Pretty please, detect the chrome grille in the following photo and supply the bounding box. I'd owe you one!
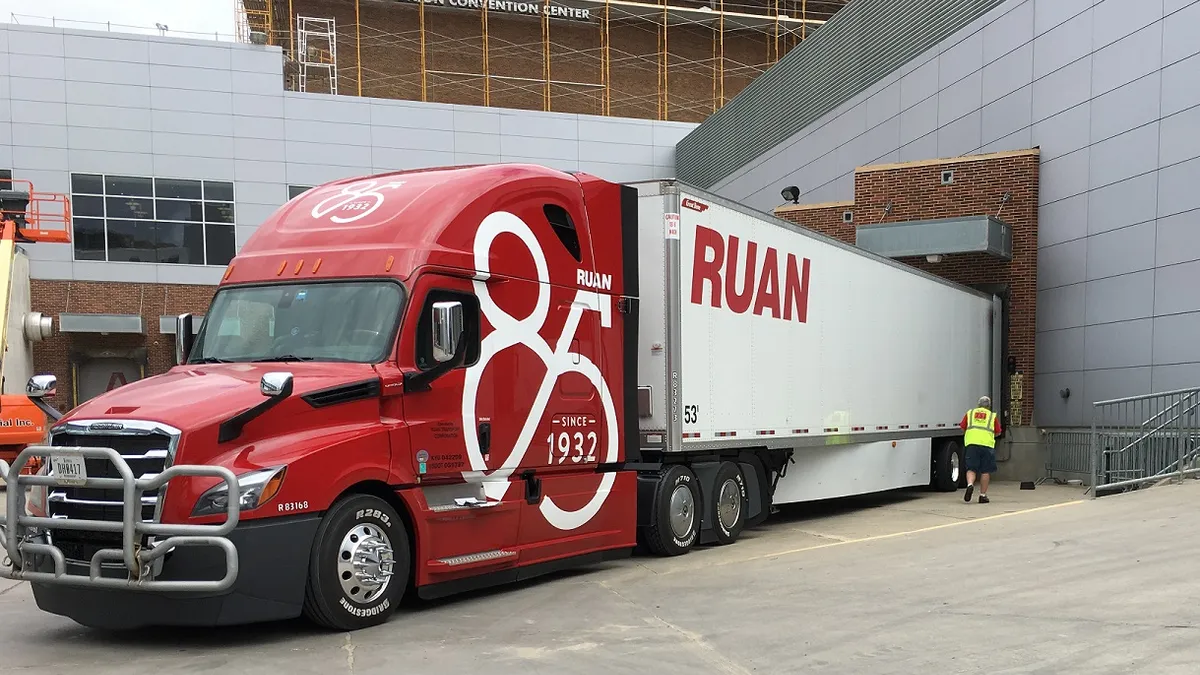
[44,420,180,565]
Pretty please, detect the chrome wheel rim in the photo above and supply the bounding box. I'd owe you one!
[669,484,695,540]
[950,451,960,483]
[337,523,395,604]
[717,478,742,531]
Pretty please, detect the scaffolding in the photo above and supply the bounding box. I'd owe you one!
[236,0,849,122]
[297,16,340,94]
[236,0,277,44]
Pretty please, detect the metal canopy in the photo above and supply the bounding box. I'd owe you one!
[58,313,144,334]
[855,215,1013,261]
[158,315,204,335]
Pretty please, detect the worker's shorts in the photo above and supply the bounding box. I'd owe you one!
[965,444,997,474]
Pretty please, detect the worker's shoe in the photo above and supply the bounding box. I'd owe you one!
[963,484,974,502]
[978,495,990,504]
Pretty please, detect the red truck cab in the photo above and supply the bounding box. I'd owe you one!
[14,164,643,630]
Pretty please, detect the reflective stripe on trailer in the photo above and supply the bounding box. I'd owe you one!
[679,424,956,441]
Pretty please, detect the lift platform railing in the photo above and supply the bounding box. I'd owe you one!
[1090,387,1200,498]
[0,445,241,591]
[0,178,72,244]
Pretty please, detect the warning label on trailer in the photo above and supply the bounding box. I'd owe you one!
[665,212,680,240]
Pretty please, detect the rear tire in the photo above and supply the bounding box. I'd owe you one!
[644,465,701,556]
[932,440,964,492]
[707,461,748,546]
[303,493,409,631]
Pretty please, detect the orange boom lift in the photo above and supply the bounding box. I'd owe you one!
[0,180,71,475]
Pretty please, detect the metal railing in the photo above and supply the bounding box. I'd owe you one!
[1089,388,1200,498]
[1042,429,1094,485]
[8,13,237,42]
[0,445,241,591]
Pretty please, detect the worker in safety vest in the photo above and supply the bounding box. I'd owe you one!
[960,396,1001,504]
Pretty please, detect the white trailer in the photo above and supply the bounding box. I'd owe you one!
[628,180,999,551]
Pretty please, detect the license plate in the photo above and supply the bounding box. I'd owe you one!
[50,455,88,486]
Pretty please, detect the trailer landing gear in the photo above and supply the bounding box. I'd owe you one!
[304,493,409,631]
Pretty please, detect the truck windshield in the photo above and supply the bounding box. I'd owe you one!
[188,280,405,364]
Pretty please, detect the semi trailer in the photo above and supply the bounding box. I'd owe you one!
[0,164,999,631]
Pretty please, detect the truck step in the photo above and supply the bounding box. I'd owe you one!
[428,497,500,512]
[429,549,517,570]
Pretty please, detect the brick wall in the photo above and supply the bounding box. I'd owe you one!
[289,0,797,122]
[778,200,853,242]
[29,280,215,411]
[776,149,1040,428]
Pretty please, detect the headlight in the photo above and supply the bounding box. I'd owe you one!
[191,466,287,517]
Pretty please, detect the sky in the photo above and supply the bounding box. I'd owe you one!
[0,0,237,41]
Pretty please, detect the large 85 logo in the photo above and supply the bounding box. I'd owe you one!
[310,179,408,224]
[460,210,619,532]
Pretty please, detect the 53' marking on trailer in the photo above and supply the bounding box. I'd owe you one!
[683,405,699,425]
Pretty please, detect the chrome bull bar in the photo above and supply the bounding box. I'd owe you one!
[0,445,240,592]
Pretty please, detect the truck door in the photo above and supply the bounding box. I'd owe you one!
[470,190,631,568]
[397,272,522,577]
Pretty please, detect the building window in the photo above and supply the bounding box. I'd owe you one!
[288,185,314,200]
[70,174,236,266]
[0,169,12,190]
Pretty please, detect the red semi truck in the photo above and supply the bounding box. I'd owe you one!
[0,164,997,631]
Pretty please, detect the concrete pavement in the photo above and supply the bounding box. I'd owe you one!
[2,480,1198,674]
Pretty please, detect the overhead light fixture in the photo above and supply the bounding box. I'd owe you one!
[780,185,800,204]
[926,254,943,263]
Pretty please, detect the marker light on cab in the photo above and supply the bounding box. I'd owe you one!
[192,465,287,517]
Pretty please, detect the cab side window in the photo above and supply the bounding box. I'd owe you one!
[544,203,581,262]
[415,289,482,371]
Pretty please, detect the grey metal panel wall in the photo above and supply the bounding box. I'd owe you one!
[690,0,1200,427]
[0,22,693,286]
[675,0,1004,188]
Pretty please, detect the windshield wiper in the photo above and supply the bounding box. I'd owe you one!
[192,356,233,364]
[253,354,317,362]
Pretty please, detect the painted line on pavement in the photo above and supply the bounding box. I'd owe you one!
[676,499,1086,573]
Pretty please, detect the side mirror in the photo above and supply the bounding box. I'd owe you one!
[175,313,195,365]
[26,375,56,399]
[218,371,294,444]
[260,372,294,398]
[404,301,469,394]
[27,375,63,422]
[431,301,464,364]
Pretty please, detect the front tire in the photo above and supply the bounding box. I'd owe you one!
[303,493,410,631]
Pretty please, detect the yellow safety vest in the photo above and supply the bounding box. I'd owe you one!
[963,407,996,448]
